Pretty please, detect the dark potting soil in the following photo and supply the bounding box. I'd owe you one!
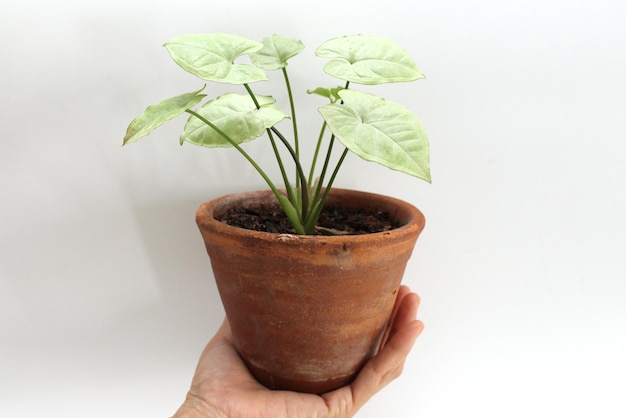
[217,203,401,235]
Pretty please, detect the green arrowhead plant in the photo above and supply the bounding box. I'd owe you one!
[123,33,430,235]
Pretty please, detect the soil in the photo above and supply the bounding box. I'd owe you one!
[217,202,401,235]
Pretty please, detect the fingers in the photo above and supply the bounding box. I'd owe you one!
[214,317,232,340]
[194,318,233,372]
[349,289,423,412]
[351,319,423,410]
[202,317,233,350]
[390,292,420,341]
[378,285,414,351]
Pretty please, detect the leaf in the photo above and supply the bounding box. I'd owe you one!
[250,34,305,70]
[181,93,288,147]
[306,86,345,103]
[123,86,206,145]
[316,35,425,85]
[164,34,268,84]
[318,90,431,182]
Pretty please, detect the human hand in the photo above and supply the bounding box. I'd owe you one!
[173,285,424,418]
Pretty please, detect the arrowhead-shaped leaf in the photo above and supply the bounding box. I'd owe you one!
[316,35,425,85]
[181,93,288,147]
[123,86,206,145]
[307,86,345,103]
[318,90,431,182]
[164,34,268,84]
[250,34,305,70]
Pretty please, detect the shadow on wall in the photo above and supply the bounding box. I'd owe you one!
[127,195,226,334]
[2,194,229,397]
[112,196,224,356]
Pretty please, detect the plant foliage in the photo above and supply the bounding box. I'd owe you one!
[123,34,430,235]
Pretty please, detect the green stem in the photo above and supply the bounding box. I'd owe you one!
[321,148,349,202]
[243,83,261,108]
[184,109,274,191]
[282,67,302,215]
[267,128,298,209]
[243,84,297,208]
[308,121,327,184]
[282,67,299,159]
[310,81,351,209]
[270,126,309,221]
[243,84,309,221]
[303,148,349,234]
[312,133,336,207]
[185,109,305,234]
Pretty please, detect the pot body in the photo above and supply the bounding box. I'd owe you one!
[196,188,425,393]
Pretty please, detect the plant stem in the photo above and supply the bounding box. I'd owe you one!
[309,81,351,209]
[282,66,308,218]
[270,126,309,221]
[308,121,327,185]
[185,108,305,234]
[303,147,349,234]
[312,133,336,206]
[282,67,301,206]
[321,147,349,202]
[243,84,309,222]
[184,109,274,191]
[243,84,297,207]
[267,128,298,209]
[243,83,261,108]
[282,67,299,159]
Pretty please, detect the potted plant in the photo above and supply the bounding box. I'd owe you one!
[123,33,430,394]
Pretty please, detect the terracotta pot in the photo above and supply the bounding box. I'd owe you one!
[195,188,425,394]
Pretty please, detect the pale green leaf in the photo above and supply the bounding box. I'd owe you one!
[318,90,430,181]
[250,34,305,70]
[316,35,425,85]
[123,86,206,145]
[164,34,268,84]
[181,93,288,147]
[306,86,345,103]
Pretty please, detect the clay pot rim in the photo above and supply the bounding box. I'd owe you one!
[196,188,425,243]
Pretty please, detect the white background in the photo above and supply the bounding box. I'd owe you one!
[1,0,625,417]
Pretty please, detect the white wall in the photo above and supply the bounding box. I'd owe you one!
[2,0,625,417]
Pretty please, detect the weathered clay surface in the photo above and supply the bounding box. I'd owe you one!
[196,188,426,394]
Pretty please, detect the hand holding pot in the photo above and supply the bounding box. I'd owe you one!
[172,285,424,418]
